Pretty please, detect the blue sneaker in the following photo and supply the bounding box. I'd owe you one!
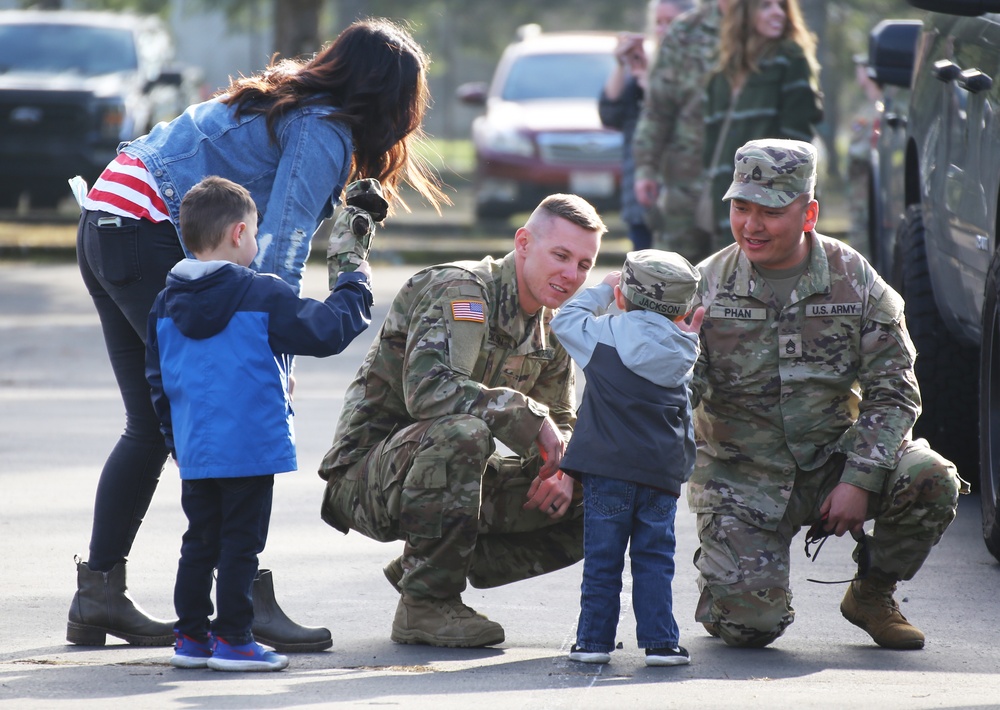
[170,631,213,669]
[207,636,289,672]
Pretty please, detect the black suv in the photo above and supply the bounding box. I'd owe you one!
[868,0,1000,560]
[0,10,198,209]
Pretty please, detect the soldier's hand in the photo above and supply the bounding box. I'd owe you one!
[819,482,868,537]
[327,179,389,288]
[635,177,659,208]
[535,417,566,479]
[524,471,573,519]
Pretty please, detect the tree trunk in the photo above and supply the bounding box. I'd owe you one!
[273,0,323,59]
[337,0,369,28]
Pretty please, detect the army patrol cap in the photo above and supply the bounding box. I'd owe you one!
[723,138,817,208]
[619,249,700,317]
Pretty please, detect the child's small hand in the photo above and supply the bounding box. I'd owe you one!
[355,260,372,280]
[602,270,621,288]
[676,306,705,333]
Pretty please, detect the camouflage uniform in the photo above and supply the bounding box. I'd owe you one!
[319,253,582,599]
[690,140,966,647]
[632,0,721,262]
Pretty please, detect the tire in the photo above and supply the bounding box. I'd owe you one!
[978,250,1000,561]
[897,204,980,484]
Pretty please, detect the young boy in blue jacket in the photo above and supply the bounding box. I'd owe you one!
[146,176,374,671]
[550,249,704,668]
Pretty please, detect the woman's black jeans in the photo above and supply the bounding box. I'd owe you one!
[76,209,185,571]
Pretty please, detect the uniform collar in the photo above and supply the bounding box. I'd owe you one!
[734,231,832,302]
[497,252,550,354]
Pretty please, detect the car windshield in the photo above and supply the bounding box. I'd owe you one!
[501,52,616,101]
[0,23,137,76]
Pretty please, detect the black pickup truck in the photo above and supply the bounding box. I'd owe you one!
[867,0,1000,561]
[0,9,198,209]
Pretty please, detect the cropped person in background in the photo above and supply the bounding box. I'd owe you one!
[70,17,444,653]
[632,0,726,264]
[701,0,822,242]
[599,0,694,251]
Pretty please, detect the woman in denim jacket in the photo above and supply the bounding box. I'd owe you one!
[70,17,445,653]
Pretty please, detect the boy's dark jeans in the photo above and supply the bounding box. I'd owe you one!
[575,473,680,653]
[175,475,274,645]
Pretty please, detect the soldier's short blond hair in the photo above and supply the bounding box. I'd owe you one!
[533,194,608,237]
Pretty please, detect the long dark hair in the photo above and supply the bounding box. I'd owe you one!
[221,17,445,214]
[718,0,818,85]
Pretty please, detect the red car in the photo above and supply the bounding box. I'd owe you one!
[458,27,623,221]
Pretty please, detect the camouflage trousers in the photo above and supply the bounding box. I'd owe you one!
[693,439,963,648]
[648,183,721,264]
[320,414,583,599]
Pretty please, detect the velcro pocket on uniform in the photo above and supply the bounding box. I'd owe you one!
[869,278,904,326]
[693,515,743,587]
[445,285,486,375]
[398,452,448,539]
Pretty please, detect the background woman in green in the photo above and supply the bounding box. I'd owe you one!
[702,0,822,243]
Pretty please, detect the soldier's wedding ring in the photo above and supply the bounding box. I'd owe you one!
[550,503,559,512]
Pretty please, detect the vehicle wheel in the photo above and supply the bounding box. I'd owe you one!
[897,204,980,484]
[978,249,1000,561]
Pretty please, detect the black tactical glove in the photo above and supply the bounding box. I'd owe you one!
[345,177,388,222]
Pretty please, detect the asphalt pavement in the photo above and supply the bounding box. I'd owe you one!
[1,256,998,709]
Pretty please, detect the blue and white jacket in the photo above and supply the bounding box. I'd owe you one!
[551,283,699,494]
[146,259,371,480]
[123,98,353,292]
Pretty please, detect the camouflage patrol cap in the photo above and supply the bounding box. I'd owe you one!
[619,249,700,317]
[722,139,817,208]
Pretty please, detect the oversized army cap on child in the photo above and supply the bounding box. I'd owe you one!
[618,249,699,318]
[722,138,817,207]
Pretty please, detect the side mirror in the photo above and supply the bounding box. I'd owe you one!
[868,20,922,88]
[456,81,488,106]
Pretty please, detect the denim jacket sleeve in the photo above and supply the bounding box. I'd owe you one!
[252,111,352,293]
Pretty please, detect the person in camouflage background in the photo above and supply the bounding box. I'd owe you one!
[318,194,606,648]
[690,138,967,651]
[632,0,724,263]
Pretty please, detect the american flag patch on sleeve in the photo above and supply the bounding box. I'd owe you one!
[451,300,485,323]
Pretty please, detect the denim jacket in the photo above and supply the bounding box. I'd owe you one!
[121,97,353,292]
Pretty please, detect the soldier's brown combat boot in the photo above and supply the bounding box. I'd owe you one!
[840,577,925,649]
[383,556,403,593]
[391,594,505,648]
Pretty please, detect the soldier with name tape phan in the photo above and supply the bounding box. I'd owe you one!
[319,194,606,648]
[689,138,967,650]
